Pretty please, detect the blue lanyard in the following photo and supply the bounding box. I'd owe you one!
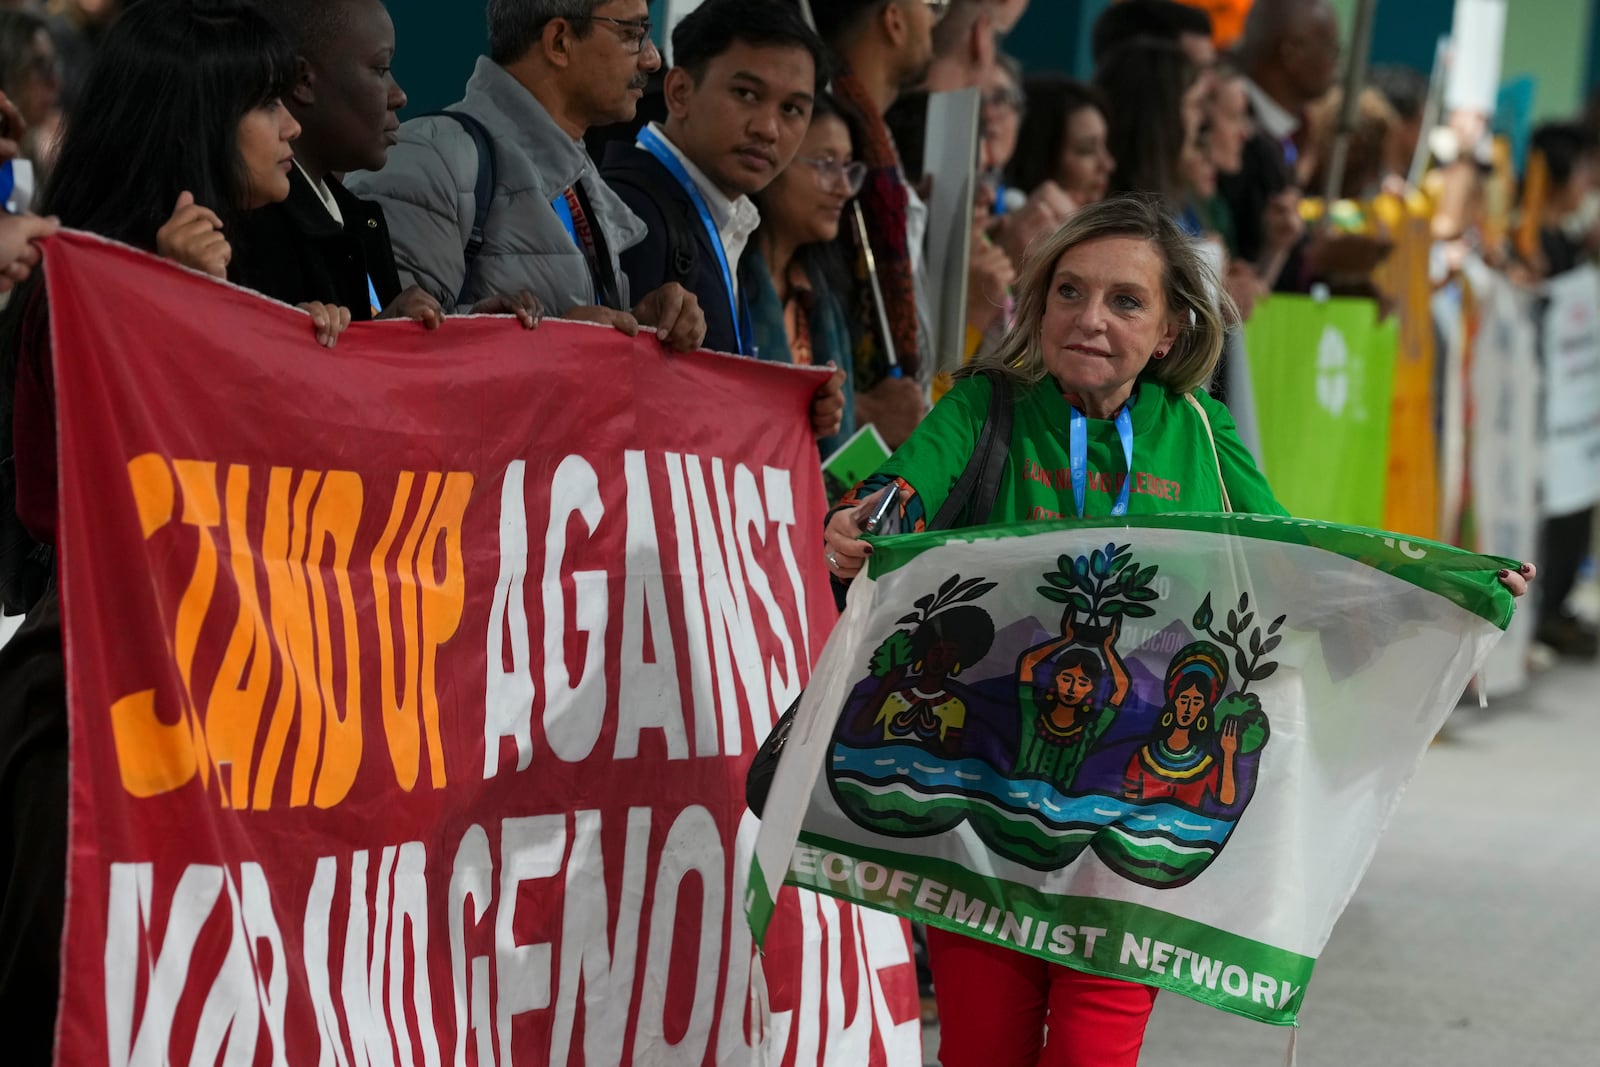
[1281,137,1299,170]
[366,275,382,317]
[553,193,579,247]
[637,126,754,355]
[1068,404,1135,518]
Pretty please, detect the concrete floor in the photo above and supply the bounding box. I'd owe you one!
[926,655,1600,1067]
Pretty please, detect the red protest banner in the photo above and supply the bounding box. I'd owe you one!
[43,232,920,1065]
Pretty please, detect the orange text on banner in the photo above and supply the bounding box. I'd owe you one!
[107,456,473,809]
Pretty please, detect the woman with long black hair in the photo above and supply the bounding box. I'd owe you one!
[747,93,862,457]
[0,3,338,1059]
[36,0,346,332]
[1093,38,1205,228]
[5,0,351,594]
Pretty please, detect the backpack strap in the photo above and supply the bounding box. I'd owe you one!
[669,219,698,284]
[604,167,699,288]
[931,369,1014,530]
[421,110,496,307]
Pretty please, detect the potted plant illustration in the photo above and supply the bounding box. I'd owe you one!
[1189,591,1277,757]
[1036,542,1160,647]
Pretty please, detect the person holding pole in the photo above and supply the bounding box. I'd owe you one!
[809,0,943,447]
[746,93,865,453]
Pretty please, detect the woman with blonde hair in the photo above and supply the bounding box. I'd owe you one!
[827,195,1282,549]
[822,194,1534,1065]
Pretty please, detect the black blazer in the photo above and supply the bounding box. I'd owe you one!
[601,142,742,355]
[232,168,404,320]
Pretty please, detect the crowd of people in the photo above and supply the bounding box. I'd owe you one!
[0,0,1586,1064]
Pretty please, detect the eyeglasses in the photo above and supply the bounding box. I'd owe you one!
[922,0,952,17]
[578,14,657,55]
[798,157,868,195]
[983,88,1025,113]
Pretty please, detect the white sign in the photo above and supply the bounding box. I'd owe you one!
[924,88,982,382]
[0,613,20,652]
[1446,0,1507,116]
[1465,260,1541,696]
[1541,265,1600,515]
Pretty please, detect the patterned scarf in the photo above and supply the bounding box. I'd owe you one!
[832,69,921,385]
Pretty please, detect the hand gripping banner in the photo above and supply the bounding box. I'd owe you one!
[751,516,1516,1025]
[44,232,921,1066]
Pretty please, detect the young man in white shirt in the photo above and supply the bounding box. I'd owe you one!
[603,0,821,357]
[601,0,844,437]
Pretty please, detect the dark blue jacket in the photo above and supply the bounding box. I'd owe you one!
[601,142,744,355]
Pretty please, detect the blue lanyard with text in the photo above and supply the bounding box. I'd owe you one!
[1069,404,1135,518]
[637,126,754,355]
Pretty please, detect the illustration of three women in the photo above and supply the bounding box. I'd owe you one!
[1018,613,1242,810]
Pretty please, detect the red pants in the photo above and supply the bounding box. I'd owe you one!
[926,926,1157,1067]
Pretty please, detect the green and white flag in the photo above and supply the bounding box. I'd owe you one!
[1246,295,1398,528]
[749,515,1515,1025]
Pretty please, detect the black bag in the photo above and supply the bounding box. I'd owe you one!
[0,285,53,616]
[744,370,1014,817]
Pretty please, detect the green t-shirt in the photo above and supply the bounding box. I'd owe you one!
[879,376,1288,522]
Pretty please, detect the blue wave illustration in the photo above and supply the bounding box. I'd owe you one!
[831,742,1240,848]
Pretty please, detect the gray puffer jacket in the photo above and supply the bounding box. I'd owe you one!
[347,57,647,313]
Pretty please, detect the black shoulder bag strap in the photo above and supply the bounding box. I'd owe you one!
[420,110,496,307]
[931,369,1015,529]
[745,370,1017,817]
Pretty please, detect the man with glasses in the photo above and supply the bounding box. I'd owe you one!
[1220,0,1343,290]
[601,0,824,359]
[349,0,706,350]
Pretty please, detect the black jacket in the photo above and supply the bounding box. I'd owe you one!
[0,584,66,1067]
[232,168,404,320]
[602,142,743,355]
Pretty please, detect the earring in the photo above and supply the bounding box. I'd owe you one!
[1195,716,1208,732]
[1160,712,1174,728]
[1153,349,1168,360]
